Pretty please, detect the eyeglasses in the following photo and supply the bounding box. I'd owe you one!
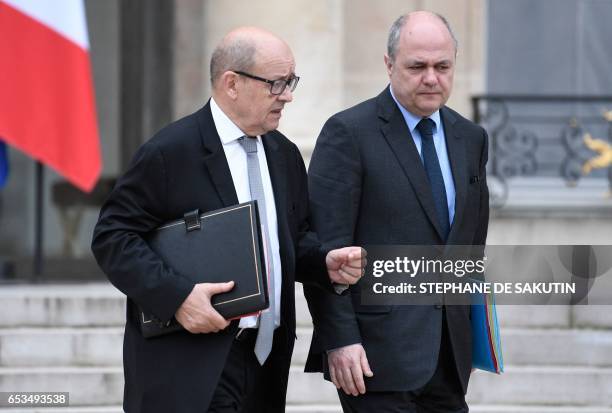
[234,71,300,95]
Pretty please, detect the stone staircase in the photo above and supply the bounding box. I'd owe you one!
[1,283,612,412]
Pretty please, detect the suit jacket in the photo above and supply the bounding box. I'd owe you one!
[92,101,331,413]
[304,87,489,393]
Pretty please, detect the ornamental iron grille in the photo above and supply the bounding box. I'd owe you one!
[471,96,612,208]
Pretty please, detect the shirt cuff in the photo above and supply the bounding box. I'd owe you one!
[333,283,349,295]
[326,343,361,354]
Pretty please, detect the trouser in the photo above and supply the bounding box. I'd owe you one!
[208,327,290,413]
[338,310,468,413]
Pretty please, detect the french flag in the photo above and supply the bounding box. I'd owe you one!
[0,0,101,192]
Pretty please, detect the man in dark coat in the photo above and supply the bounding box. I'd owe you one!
[304,11,489,413]
[92,26,365,413]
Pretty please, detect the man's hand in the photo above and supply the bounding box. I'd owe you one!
[326,247,367,285]
[175,281,234,334]
[328,343,373,396]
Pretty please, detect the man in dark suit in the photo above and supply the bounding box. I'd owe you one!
[304,11,489,412]
[92,27,365,413]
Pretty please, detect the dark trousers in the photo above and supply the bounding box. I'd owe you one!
[338,310,468,413]
[208,327,290,413]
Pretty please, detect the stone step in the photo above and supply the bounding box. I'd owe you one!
[4,325,612,368]
[573,306,612,329]
[295,284,313,326]
[287,366,612,406]
[0,284,125,328]
[496,305,570,328]
[293,327,612,367]
[0,367,123,406]
[469,366,612,406]
[1,362,612,410]
[296,285,612,329]
[498,327,612,367]
[1,283,611,330]
[6,365,612,406]
[0,328,123,367]
[2,406,612,413]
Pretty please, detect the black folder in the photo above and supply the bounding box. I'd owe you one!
[139,201,269,338]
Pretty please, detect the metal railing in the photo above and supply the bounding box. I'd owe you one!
[471,95,612,208]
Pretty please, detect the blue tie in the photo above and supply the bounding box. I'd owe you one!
[416,118,450,241]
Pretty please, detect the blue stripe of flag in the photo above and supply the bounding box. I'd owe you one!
[0,141,9,189]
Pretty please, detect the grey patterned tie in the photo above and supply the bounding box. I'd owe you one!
[238,136,275,365]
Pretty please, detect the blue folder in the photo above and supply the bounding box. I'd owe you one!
[471,290,504,374]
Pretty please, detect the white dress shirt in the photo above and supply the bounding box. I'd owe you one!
[210,97,282,328]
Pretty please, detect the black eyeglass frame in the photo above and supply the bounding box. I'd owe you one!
[234,70,300,95]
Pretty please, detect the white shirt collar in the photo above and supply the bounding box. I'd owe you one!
[389,86,441,135]
[210,97,260,144]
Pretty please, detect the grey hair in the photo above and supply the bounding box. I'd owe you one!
[387,12,458,62]
[210,38,257,85]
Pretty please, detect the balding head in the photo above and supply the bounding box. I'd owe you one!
[383,11,457,117]
[210,27,296,137]
[387,11,457,63]
[210,27,292,88]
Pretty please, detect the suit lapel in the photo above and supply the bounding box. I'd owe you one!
[197,102,239,207]
[441,107,467,243]
[378,89,446,240]
[262,133,292,293]
[262,133,288,229]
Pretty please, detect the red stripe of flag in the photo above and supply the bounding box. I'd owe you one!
[0,2,101,192]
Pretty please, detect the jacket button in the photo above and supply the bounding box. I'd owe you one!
[435,304,443,309]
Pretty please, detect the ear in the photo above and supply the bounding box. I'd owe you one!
[383,54,393,78]
[220,71,240,100]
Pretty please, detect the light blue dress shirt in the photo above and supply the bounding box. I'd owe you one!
[389,87,456,225]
